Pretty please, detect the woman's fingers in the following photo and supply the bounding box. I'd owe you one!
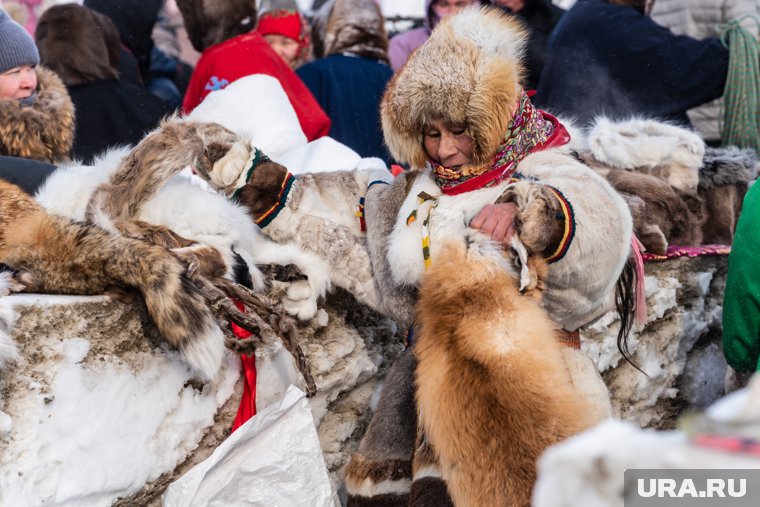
[470,203,519,248]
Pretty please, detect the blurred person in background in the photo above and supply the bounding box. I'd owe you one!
[36,4,171,163]
[297,0,393,161]
[490,0,564,90]
[534,0,730,126]
[83,0,163,88]
[258,0,311,69]
[0,8,74,164]
[177,0,330,141]
[388,0,480,71]
[650,0,760,144]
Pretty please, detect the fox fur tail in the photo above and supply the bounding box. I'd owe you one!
[0,180,224,379]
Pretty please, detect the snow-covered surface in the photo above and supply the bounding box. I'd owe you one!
[163,386,337,507]
[0,294,240,506]
[581,257,728,428]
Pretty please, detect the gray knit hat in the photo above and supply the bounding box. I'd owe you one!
[0,8,40,74]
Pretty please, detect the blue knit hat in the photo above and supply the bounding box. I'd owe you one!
[0,8,40,74]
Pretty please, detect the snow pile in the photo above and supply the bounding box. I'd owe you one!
[0,295,239,506]
[581,256,729,428]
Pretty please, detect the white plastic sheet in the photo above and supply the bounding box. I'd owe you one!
[163,385,337,507]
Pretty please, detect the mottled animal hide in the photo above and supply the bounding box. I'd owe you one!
[85,119,252,280]
[605,169,702,255]
[0,179,225,379]
[415,235,597,506]
[211,156,393,311]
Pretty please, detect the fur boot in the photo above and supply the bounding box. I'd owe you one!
[414,235,597,506]
[585,117,705,193]
[0,179,225,380]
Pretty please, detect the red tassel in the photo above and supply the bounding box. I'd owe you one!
[231,300,257,432]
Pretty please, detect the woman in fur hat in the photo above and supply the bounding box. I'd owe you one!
[0,8,74,164]
[345,6,634,505]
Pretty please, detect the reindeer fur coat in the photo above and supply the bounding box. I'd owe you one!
[345,8,631,506]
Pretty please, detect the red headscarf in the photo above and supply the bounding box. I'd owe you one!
[257,9,310,61]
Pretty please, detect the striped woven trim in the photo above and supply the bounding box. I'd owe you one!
[558,329,581,349]
[255,171,295,228]
[544,185,575,264]
[232,148,270,199]
[356,179,390,231]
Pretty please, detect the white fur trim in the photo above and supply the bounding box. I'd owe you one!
[346,477,413,497]
[187,75,307,160]
[587,117,705,192]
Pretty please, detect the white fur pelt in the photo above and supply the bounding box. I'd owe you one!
[35,149,263,289]
[260,165,393,312]
[0,274,19,370]
[585,117,705,193]
[34,150,333,320]
[382,151,632,332]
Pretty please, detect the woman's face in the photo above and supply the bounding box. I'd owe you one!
[423,119,474,168]
[264,34,301,69]
[0,65,37,100]
[432,0,479,19]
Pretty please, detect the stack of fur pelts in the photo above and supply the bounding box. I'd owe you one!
[577,118,758,254]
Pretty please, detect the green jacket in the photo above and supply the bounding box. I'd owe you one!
[723,182,760,372]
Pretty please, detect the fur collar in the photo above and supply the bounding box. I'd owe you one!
[381,7,527,168]
[387,170,508,286]
[0,66,75,164]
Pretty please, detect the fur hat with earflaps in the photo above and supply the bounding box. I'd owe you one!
[381,6,528,169]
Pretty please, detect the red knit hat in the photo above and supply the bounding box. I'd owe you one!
[257,8,310,56]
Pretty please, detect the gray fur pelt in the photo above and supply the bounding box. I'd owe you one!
[364,171,420,328]
[699,146,759,189]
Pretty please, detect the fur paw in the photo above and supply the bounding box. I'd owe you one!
[281,280,319,320]
[0,271,35,295]
[500,181,565,256]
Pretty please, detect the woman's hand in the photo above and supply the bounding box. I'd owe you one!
[470,202,519,248]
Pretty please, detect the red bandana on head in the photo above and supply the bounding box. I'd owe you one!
[430,90,571,195]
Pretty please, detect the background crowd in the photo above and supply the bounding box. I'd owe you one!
[0,0,759,369]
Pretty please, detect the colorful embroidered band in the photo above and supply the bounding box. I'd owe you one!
[544,185,575,264]
[356,179,390,232]
[254,171,296,228]
[406,191,438,270]
[232,148,270,199]
[430,90,571,196]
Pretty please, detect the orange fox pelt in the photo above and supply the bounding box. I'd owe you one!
[414,237,597,506]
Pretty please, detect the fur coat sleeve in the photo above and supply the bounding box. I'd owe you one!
[515,150,633,331]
